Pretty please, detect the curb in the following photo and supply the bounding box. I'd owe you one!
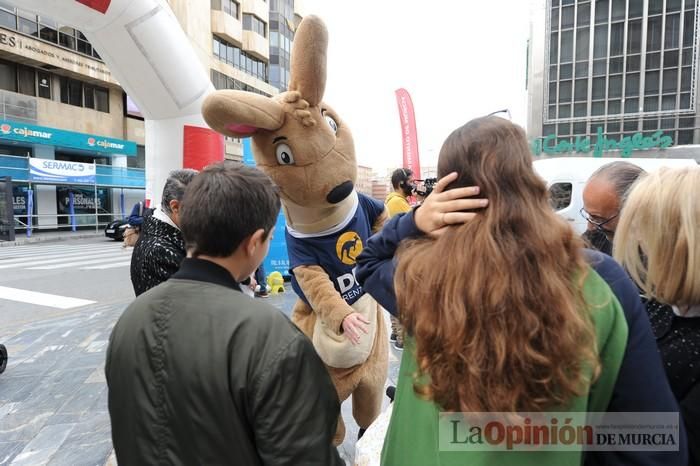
[0,232,105,247]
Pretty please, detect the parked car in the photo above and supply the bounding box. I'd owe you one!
[105,219,129,241]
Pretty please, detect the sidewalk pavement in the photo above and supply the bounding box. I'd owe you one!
[0,231,107,247]
[0,287,398,465]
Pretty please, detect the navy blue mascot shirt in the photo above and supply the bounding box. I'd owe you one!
[286,193,385,306]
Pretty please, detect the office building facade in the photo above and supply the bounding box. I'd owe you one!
[0,0,304,230]
[527,0,700,158]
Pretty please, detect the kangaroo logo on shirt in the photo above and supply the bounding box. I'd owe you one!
[336,232,363,265]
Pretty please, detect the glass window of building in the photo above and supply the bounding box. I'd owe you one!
[38,16,58,43]
[665,14,681,49]
[595,0,609,23]
[60,77,83,107]
[578,2,591,26]
[593,24,608,58]
[647,16,662,51]
[0,59,16,92]
[611,0,625,21]
[17,65,35,96]
[649,0,663,15]
[243,14,266,37]
[549,183,573,211]
[37,72,51,99]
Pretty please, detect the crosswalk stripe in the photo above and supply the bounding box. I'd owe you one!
[0,249,130,266]
[81,261,132,270]
[28,254,134,270]
[0,285,95,309]
[0,251,131,269]
[0,244,123,259]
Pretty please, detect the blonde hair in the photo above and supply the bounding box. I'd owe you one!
[613,166,700,307]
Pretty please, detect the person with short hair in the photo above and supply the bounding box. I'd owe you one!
[130,168,198,296]
[385,168,415,350]
[581,161,645,255]
[385,168,414,218]
[614,166,700,466]
[107,162,342,465]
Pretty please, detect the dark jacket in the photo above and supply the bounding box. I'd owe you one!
[355,210,688,466]
[130,214,185,296]
[106,258,343,466]
[645,299,700,466]
[127,201,147,227]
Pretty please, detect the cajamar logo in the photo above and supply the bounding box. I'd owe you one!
[336,232,363,266]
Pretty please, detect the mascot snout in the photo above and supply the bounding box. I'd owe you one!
[326,180,354,204]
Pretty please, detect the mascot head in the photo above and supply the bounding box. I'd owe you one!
[202,16,357,221]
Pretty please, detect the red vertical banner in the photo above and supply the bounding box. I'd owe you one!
[75,0,112,14]
[394,88,421,179]
[183,125,224,171]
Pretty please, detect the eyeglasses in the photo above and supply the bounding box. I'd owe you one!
[579,207,618,233]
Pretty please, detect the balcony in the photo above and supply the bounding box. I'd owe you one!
[242,30,269,61]
[211,10,243,47]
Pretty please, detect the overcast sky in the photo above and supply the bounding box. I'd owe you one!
[302,0,532,173]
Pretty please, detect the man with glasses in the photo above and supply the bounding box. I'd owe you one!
[581,161,645,255]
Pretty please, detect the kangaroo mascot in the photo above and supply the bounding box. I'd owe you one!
[202,15,388,445]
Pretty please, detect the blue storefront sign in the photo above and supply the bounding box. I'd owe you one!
[242,139,290,277]
[29,158,96,184]
[0,119,137,156]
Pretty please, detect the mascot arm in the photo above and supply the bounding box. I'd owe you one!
[293,265,354,334]
[371,208,389,234]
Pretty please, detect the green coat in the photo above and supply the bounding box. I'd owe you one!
[106,258,343,466]
[382,268,629,466]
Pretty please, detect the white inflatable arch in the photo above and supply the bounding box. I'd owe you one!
[4,0,221,205]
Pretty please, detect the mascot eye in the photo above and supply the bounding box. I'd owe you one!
[275,143,295,165]
[324,114,338,133]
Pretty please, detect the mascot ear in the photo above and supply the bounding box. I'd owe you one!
[202,90,284,138]
[288,15,328,106]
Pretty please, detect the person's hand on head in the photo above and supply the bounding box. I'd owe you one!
[414,172,488,237]
[342,312,369,345]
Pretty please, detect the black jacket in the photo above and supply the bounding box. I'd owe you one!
[130,214,185,296]
[106,258,343,465]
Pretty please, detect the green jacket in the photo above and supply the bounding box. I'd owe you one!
[382,268,629,466]
[106,258,343,466]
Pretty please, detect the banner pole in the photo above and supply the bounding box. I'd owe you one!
[94,161,98,233]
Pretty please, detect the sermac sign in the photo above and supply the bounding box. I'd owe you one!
[29,159,96,184]
[532,127,673,157]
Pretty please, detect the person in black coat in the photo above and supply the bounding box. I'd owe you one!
[614,167,700,466]
[130,169,197,296]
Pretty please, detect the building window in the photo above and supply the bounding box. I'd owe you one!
[0,59,16,92]
[17,9,38,37]
[243,14,266,37]
[17,65,35,96]
[213,36,268,81]
[210,69,270,96]
[37,72,51,99]
[223,0,239,18]
[60,77,83,107]
[94,86,109,112]
[0,4,101,60]
[38,16,58,43]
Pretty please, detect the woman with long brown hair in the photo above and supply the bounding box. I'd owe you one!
[356,116,685,466]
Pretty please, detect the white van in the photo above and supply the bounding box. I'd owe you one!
[533,157,698,235]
